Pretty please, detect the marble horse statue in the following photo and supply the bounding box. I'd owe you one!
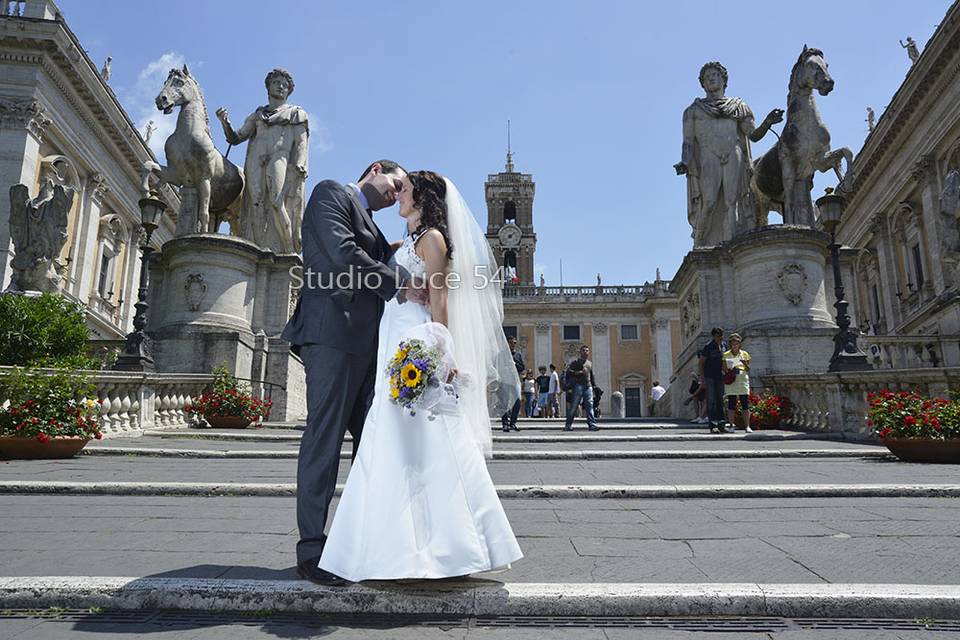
[752,46,854,227]
[141,65,242,234]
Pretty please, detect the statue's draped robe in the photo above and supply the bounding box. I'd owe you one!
[8,182,71,292]
[237,103,309,253]
[681,96,755,247]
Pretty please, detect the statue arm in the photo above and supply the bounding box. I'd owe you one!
[218,109,255,145]
[290,122,308,179]
[747,108,784,142]
[675,107,695,175]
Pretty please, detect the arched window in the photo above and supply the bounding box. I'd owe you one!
[503,250,518,279]
[503,201,517,223]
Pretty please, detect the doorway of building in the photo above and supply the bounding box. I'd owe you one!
[624,387,642,417]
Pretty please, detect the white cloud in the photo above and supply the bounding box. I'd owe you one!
[305,110,334,154]
[121,52,187,162]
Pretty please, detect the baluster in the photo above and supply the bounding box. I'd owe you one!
[118,391,133,434]
[98,387,113,435]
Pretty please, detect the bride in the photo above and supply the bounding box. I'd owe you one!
[319,170,523,581]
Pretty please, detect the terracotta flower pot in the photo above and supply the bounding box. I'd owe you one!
[0,436,90,460]
[882,438,960,464]
[204,415,252,429]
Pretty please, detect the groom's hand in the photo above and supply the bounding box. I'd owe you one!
[400,275,430,307]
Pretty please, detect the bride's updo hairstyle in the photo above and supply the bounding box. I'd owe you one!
[409,170,454,260]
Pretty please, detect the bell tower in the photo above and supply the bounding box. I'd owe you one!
[485,122,536,285]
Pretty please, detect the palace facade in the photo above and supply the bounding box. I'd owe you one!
[0,0,179,339]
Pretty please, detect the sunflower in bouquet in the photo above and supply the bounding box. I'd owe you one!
[386,339,443,413]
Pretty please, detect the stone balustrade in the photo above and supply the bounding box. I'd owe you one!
[0,367,214,438]
[862,334,960,369]
[503,282,671,302]
[760,367,960,440]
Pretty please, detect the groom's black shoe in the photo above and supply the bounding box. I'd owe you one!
[297,559,347,587]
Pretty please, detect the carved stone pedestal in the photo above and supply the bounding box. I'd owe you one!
[668,226,837,418]
[147,234,305,421]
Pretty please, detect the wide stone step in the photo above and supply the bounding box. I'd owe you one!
[2,577,958,619]
[84,445,889,461]
[143,428,849,444]
[4,455,944,488]
[3,480,960,499]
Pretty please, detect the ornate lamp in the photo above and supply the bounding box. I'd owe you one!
[816,189,869,372]
[114,197,166,372]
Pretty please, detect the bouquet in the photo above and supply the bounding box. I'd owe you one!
[386,323,461,417]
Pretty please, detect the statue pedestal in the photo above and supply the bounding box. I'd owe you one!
[669,226,837,417]
[147,234,305,421]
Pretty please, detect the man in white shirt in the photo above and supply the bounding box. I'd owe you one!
[547,363,560,418]
[650,381,666,415]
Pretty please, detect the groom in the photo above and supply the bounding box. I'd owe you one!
[282,159,423,586]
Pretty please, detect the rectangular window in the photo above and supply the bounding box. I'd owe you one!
[502,326,518,340]
[562,325,580,341]
[97,253,114,298]
[620,324,638,341]
[912,244,925,290]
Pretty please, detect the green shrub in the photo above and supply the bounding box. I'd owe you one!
[0,367,103,441]
[0,293,94,368]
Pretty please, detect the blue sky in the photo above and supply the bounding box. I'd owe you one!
[64,1,946,285]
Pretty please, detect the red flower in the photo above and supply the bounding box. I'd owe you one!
[904,415,917,427]
[37,433,50,444]
[95,432,103,440]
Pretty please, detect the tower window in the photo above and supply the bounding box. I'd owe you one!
[503,250,518,281]
[620,324,638,341]
[503,201,517,223]
[562,325,580,341]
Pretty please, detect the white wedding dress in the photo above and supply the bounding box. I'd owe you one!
[318,231,523,581]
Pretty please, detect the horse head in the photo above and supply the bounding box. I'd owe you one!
[155,64,201,115]
[791,46,834,97]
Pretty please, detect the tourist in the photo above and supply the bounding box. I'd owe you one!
[522,370,537,418]
[683,370,707,424]
[650,380,666,415]
[563,345,599,431]
[536,366,552,418]
[548,364,560,418]
[698,327,728,433]
[722,333,753,433]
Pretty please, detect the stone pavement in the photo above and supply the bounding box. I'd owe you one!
[1,418,959,639]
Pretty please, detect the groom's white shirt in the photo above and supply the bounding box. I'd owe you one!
[347,183,369,211]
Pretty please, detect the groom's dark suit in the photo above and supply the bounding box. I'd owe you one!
[281,180,409,564]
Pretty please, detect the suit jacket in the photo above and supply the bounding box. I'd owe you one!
[282,180,409,356]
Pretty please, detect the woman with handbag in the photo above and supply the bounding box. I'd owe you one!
[721,333,752,433]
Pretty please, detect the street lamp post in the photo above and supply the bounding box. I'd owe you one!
[114,196,166,372]
[816,190,870,372]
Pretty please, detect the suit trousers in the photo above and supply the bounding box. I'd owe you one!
[296,343,377,564]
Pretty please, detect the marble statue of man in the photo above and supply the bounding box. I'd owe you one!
[900,37,920,64]
[216,68,308,253]
[674,61,783,247]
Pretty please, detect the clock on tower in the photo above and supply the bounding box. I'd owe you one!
[485,129,536,286]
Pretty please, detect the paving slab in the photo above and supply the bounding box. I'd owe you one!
[2,495,960,585]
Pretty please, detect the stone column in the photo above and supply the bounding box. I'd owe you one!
[70,173,108,302]
[913,156,946,294]
[0,97,51,290]
[654,317,673,387]
[872,216,899,330]
[590,322,611,414]
[534,322,551,370]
